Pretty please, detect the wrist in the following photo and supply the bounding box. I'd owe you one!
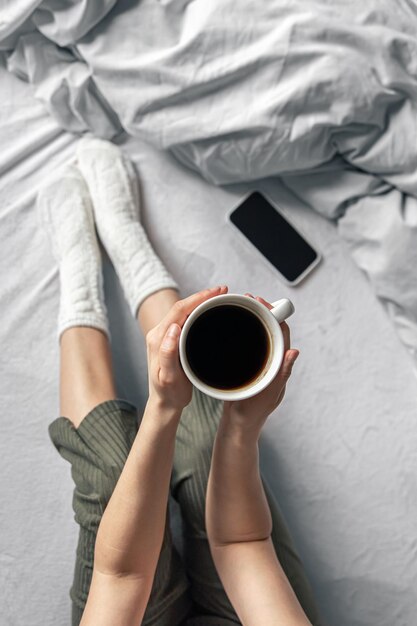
[220,403,262,442]
[145,395,183,428]
[218,408,260,446]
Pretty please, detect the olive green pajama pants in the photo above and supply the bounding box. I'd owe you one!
[49,387,321,626]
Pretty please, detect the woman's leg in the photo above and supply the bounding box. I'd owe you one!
[52,320,191,626]
[61,281,181,428]
[137,287,180,336]
[76,137,179,320]
[60,327,116,427]
[52,307,193,626]
[40,161,191,626]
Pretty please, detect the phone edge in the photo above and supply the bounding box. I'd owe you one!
[225,190,322,287]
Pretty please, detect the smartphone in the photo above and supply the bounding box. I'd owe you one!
[228,191,321,286]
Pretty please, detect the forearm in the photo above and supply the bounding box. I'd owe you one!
[93,398,181,578]
[206,407,312,626]
[206,405,272,545]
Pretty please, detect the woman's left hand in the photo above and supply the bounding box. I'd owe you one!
[222,293,299,435]
[146,285,228,413]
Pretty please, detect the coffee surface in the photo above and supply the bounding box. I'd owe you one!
[185,305,270,390]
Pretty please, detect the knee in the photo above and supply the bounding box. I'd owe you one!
[71,460,125,530]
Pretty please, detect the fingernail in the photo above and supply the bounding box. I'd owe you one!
[209,285,221,291]
[292,351,299,364]
[220,284,228,290]
[167,323,179,337]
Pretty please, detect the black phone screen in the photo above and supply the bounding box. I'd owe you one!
[229,192,318,283]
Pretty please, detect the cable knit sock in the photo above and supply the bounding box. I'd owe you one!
[37,164,110,340]
[76,137,179,318]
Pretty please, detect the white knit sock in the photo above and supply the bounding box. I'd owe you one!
[76,137,179,317]
[37,164,110,340]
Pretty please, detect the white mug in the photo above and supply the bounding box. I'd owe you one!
[179,293,295,401]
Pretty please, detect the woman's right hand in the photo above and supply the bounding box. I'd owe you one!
[222,294,299,436]
[146,285,229,414]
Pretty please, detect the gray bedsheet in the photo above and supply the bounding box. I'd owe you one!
[1,0,416,372]
[0,57,416,626]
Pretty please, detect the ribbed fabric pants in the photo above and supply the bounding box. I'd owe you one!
[49,386,322,626]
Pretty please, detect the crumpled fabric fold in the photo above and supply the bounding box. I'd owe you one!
[7,31,120,137]
[1,0,417,371]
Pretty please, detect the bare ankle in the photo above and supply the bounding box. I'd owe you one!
[137,288,180,335]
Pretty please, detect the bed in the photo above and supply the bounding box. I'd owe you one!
[1,3,416,625]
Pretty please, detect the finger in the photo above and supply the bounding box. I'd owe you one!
[250,296,290,349]
[276,349,299,385]
[255,295,273,310]
[276,386,286,406]
[254,297,290,350]
[158,285,228,338]
[158,323,182,383]
[280,321,291,351]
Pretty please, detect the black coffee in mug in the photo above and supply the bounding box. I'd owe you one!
[185,304,270,390]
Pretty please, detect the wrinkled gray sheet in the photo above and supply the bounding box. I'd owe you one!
[1,59,417,626]
[1,0,416,369]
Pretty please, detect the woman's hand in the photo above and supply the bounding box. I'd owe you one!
[222,293,299,436]
[146,285,228,413]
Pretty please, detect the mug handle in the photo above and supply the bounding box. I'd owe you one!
[270,298,295,323]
